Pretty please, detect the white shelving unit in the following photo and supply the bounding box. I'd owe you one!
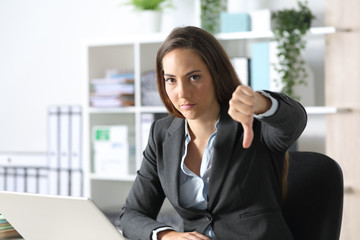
[82,27,338,211]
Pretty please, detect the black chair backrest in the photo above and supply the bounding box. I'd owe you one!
[283,151,344,240]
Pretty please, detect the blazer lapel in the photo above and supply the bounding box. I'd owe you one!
[162,117,185,207]
[208,105,240,209]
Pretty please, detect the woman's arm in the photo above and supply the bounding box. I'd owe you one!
[228,85,307,151]
[258,90,307,152]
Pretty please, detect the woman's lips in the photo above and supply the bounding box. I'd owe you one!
[180,104,196,110]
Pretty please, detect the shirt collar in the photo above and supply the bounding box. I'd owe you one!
[184,118,220,140]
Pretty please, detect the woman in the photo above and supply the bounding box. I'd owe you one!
[120,26,307,240]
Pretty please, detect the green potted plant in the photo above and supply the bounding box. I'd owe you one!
[128,0,171,11]
[271,1,315,99]
[201,0,227,34]
[127,0,172,32]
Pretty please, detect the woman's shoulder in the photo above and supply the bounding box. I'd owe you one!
[152,114,185,135]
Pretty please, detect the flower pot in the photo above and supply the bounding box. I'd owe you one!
[139,10,162,33]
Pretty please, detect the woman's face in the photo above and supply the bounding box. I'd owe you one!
[162,48,219,121]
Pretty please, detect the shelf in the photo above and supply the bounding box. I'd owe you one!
[305,106,352,115]
[84,27,336,48]
[139,106,167,113]
[216,26,336,40]
[89,107,137,114]
[83,33,168,47]
[90,174,136,182]
[89,106,167,114]
[89,106,350,115]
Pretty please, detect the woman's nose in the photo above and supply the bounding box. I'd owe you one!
[177,81,189,98]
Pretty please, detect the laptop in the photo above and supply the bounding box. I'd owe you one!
[0,191,126,240]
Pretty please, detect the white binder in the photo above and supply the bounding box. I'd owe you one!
[47,105,83,196]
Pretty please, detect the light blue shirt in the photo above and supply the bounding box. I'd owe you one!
[179,119,219,238]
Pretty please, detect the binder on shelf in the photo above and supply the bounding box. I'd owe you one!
[231,57,251,86]
[38,168,48,194]
[59,169,70,196]
[250,9,272,32]
[141,114,154,153]
[70,170,83,197]
[5,168,15,192]
[127,125,136,175]
[69,106,83,197]
[0,168,3,190]
[0,153,48,193]
[47,106,59,194]
[93,125,129,176]
[59,106,71,170]
[15,168,25,192]
[71,108,82,168]
[140,113,169,169]
[47,105,83,196]
[250,41,282,92]
[141,70,163,106]
[220,12,251,33]
[26,168,38,193]
[48,169,59,195]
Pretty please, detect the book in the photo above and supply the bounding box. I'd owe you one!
[90,94,135,108]
[250,9,272,32]
[90,72,135,108]
[231,57,251,86]
[141,70,163,106]
[220,12,251,33]
[93,125,129,176]
[0,215,21,239]
[250,41,282,92]
[139,113,168,170]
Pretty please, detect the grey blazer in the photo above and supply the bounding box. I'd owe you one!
[120,91,307,240]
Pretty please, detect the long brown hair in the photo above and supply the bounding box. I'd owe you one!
[282,152,290,203]
[156,26,241,118]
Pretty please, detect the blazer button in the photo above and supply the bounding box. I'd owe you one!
[206,215,212,221]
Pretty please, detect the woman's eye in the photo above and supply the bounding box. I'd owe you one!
[190,75,200,81]
[165,78,175,84]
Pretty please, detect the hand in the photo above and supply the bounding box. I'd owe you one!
[228,85,255,149]
[158,230,210,240]
[228,86,272,148]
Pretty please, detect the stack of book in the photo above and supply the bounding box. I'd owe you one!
[0,214,21,239]
[90,73,135,107]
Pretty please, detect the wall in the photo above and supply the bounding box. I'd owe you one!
[325,0,360,238]
[0,0,195,153]
[0,0,324,153]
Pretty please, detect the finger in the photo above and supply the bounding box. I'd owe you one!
[232,87,254,105]
[228,102,253,123]
[238,85,255,97]
[242,120,254,149]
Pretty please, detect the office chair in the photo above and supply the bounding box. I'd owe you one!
[283,151,344,240]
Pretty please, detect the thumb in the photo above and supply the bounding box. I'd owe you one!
[242,120,254,149]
